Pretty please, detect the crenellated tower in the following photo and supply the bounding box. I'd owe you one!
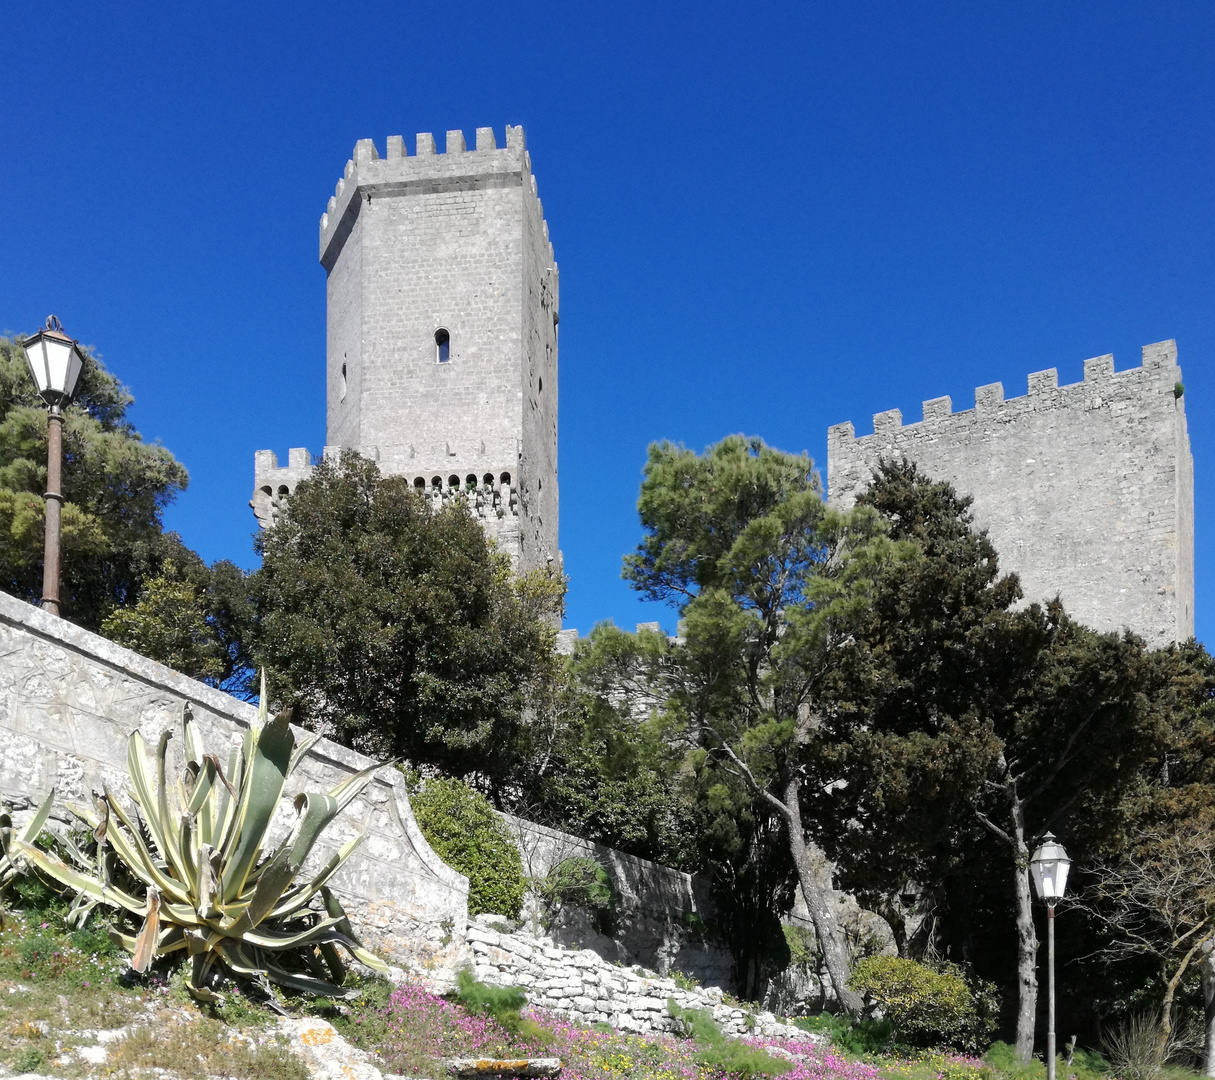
[827,341,1194,647]
[253,125,560,570]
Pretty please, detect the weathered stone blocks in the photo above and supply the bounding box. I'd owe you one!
[828,342,1194,647]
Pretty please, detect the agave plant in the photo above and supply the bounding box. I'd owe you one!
[0,789,55,926]
[18,694,389,998]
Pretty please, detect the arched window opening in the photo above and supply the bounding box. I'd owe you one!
[277,485,290,497]
[414,477,426,489]
[435,328,450,364]
[260,485,272,499]
[483,473,494,487]
[431,476,442,489]
[499,472,511,487]
[448,475,460,489]
[466,474,477,490]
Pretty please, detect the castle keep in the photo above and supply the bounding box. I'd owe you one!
[828,341,1194,647]
[253,125,560,570]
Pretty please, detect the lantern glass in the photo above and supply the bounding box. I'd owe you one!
[22,321,85,407]
[1029,832,1072,900]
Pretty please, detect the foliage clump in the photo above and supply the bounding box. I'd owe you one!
[848,955,997,1053]
[791,1011,895,1056]
[537,855,617,936]
[254,451,564,790]
[410,776,526,919]
[667,1001,792,1078]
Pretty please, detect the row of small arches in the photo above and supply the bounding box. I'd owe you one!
[414,473,512,492]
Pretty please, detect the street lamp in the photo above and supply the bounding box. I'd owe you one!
[1030,832,1072,1080]
[20,316,85,617]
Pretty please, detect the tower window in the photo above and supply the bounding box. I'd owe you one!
[435,328,451,364]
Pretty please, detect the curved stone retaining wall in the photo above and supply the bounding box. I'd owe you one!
[0,592,470,978]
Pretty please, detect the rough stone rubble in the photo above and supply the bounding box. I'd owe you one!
[465,918,815,1041]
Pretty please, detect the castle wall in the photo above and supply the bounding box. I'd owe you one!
[0,590,471,979]
[827,341,1194,647]
[326,194,364,452]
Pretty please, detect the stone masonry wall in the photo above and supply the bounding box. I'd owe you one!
[502,815,733,987]
[827,341,1194,647]
[466,917,811,1041]
[307,125,558,571]
[0,590,471,978]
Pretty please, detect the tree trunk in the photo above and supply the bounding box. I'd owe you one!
[1200,946,1215,1076]
[783,776,867,1018]
[1011,809,1039,1063]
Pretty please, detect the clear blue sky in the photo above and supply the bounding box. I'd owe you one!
[3,1,1213,642]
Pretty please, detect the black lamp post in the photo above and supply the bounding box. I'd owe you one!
[1029,832,1072,1080]
[20,316,85,617]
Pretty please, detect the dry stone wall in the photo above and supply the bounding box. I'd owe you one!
[0,591,470,978]
[827,341,1194,647]
[466,917,811,1040]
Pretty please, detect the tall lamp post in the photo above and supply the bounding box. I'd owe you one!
[20,317,85,617]
[1029,832,1072,1080]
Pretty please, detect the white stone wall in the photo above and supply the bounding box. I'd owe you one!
[466,918,811,1040]
[0,591,471,978]
[827,341,1194,647]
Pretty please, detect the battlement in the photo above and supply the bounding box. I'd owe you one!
[828,340,1180,446]
[319,125,555,270]
[251,445,522,534]
[826,340,1192,647]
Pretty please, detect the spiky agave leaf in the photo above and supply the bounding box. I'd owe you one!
[24,693,391,997]
[0,788,56,888]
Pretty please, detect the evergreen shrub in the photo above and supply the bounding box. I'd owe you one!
[410,777,526,919]
[848,955,998,1052]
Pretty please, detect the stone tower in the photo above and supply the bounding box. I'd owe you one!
[253,125,560,570]
[827,341,1193,647]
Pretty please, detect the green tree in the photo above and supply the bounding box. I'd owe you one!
[523,622,697,866]
[622,435,898,1016]
[542,620,797,998]
[253,451,563,792]
[99,554,256,695]
[818,460,1174,1058]
[0,335,188,629]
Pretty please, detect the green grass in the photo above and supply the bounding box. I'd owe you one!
[0,898,301,1080]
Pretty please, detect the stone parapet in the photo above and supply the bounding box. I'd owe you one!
[0,590,470,979]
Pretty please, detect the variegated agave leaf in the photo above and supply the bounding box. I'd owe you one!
[0,789,56,926]
[0,789,55,888]
[22,691,390,996]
